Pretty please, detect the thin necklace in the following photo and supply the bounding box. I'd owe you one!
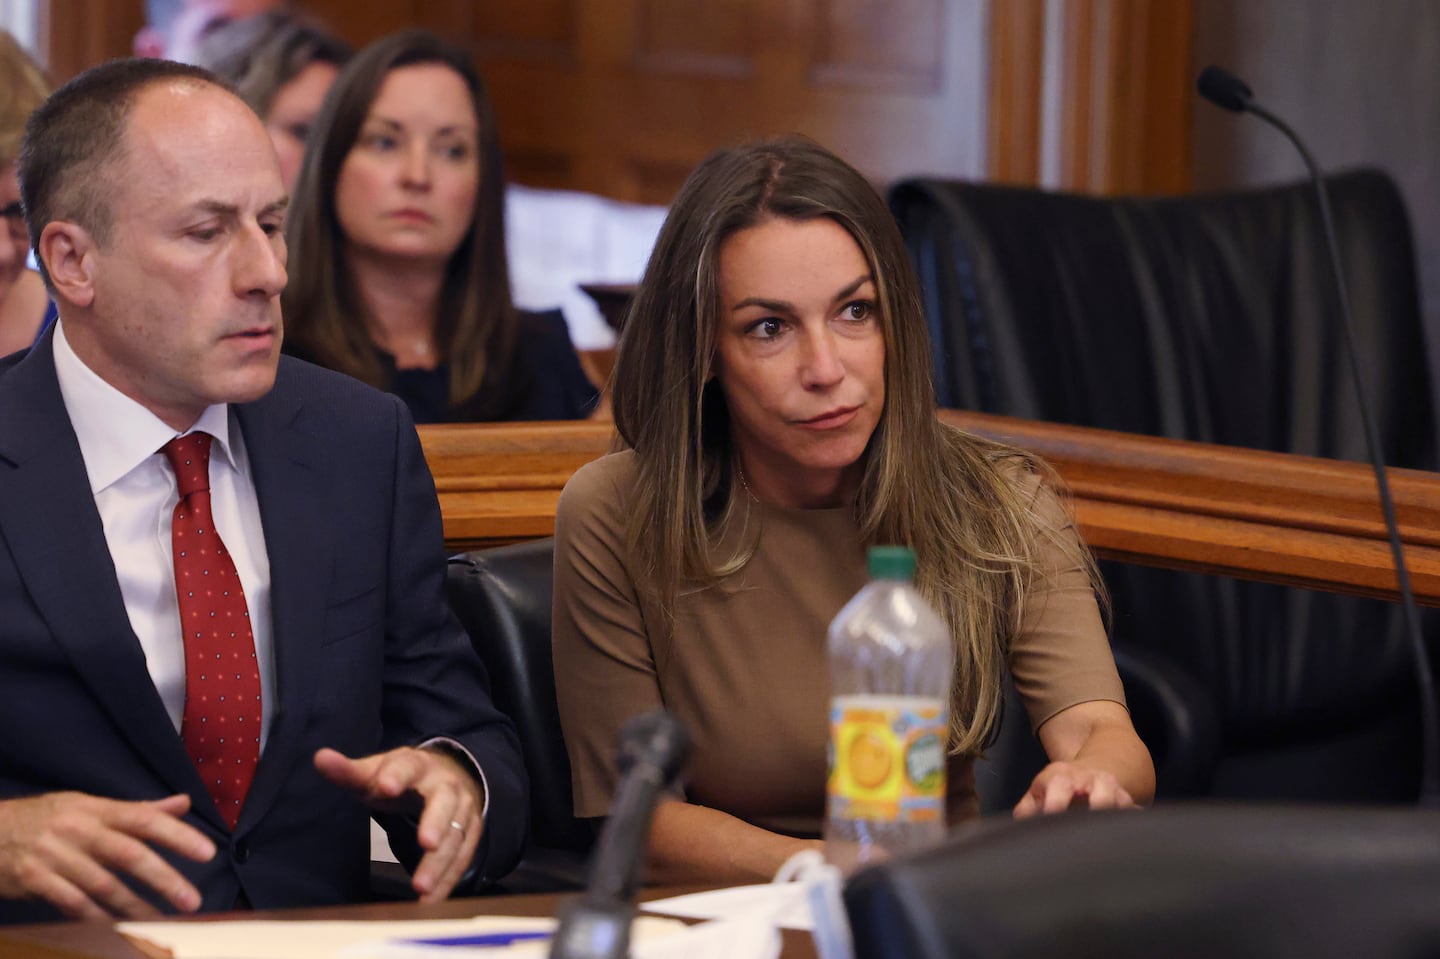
[735,458,756,500]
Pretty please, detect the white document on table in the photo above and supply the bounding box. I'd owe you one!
[117,915,690,959]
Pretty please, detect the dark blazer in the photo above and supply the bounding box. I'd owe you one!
[0,331,528,923]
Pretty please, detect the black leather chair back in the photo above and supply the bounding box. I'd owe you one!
[447,539,592,889]
[890,169,1432,461]
[844,804,1440,959]
[890,170,1435,802]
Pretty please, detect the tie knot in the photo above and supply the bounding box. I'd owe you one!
[162,432,213,498]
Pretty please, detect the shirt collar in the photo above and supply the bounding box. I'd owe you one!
[52,318,239,494]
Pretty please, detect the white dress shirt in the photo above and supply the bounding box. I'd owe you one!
[52,320,276,750]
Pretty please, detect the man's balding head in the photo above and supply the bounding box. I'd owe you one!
[18,58,239,288]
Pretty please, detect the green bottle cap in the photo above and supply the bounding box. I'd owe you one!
[868,545,916,581]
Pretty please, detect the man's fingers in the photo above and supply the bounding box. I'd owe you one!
[370,750,428,799]
[0,792,212,920]
[56,796,207,915]
[408,750,484,901]
[316,748,425,808]
[421,832,477,904]
[148,794,192,815]
[414,780,467,852]
[46,836,167,920]
[111,800,215,865]
[412,784,471,898]
[20,827,166,921]
[90,829,203,914]
[415,808,479,903]
[17,865,114,923]
[313,748,369,788]
[319,745,486,900]
[314,748,396,799]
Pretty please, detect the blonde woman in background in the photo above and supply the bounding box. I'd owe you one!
[0,31,49,357]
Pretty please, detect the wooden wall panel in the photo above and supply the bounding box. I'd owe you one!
[467,1,577,65]
[635,0,755,78]
[300,0,417,50]
[43,1,1191,201]
[810,0,944,93]
[988,0,1194,195]
[987,0,1045,184]
[469,0,991,203]
[38,0,145,81]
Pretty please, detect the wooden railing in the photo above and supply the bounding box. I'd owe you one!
[418,410,1440,606]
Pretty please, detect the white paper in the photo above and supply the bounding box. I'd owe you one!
[641,883,815,932]
[632,911,781,959]
[117,914,688,959]
[505,184,668,350]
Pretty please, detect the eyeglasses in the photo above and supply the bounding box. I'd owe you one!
[1,202,29,246]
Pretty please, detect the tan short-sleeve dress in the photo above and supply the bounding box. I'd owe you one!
[551,449,1124,835]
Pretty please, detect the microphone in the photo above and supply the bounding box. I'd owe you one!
[1196,66,1252,113]
[1198,65,1440,806]
[550,710,690,959]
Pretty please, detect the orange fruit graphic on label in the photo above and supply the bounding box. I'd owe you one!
[848,730,893,789]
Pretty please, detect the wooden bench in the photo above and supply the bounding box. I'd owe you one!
[418,410,1440,606]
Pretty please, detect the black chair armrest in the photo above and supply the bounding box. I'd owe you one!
[1111,644,1220,798]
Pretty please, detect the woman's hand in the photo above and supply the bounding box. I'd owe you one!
[1013,760,1136,818]
[1013,699,1155,819]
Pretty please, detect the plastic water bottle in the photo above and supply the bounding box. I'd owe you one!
[824,545,953,871]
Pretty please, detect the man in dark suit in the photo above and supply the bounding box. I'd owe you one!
[0,58,526,922]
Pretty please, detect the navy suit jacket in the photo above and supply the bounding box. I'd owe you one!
[0,332,528,923]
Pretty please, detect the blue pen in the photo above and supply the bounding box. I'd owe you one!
[402,930,554,948]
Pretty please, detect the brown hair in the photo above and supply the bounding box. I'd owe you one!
[195,9,351,118]
[18,57,228,288]
[612,135,1100,755]
[282,28,514,408]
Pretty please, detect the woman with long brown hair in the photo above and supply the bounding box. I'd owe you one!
[552,135,1153,883]
[283,30,598,423]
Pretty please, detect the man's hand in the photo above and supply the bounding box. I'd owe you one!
[1012,760,1137,819]
[0,792,215,920]
[314,746,484,902]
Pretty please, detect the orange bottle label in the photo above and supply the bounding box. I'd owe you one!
[827,695,947,824]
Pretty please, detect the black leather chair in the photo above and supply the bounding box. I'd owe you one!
[890,169,1436,803]
[446,539,593,892]
[844,804,1440,959]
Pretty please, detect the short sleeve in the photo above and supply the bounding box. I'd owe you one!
[552,452,665,817]
[1006,467,1128,733]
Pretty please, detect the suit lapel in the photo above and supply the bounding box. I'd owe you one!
[0,334,205,803]
[232,369,328,830]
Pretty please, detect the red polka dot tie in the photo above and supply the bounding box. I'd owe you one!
[162,433,261,830]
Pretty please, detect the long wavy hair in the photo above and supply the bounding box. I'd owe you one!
[281,29,514,408]
[612,135,1099,756]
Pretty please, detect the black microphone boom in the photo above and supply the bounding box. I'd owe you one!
[550,710,691,959]
[1198,65,1440,806]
